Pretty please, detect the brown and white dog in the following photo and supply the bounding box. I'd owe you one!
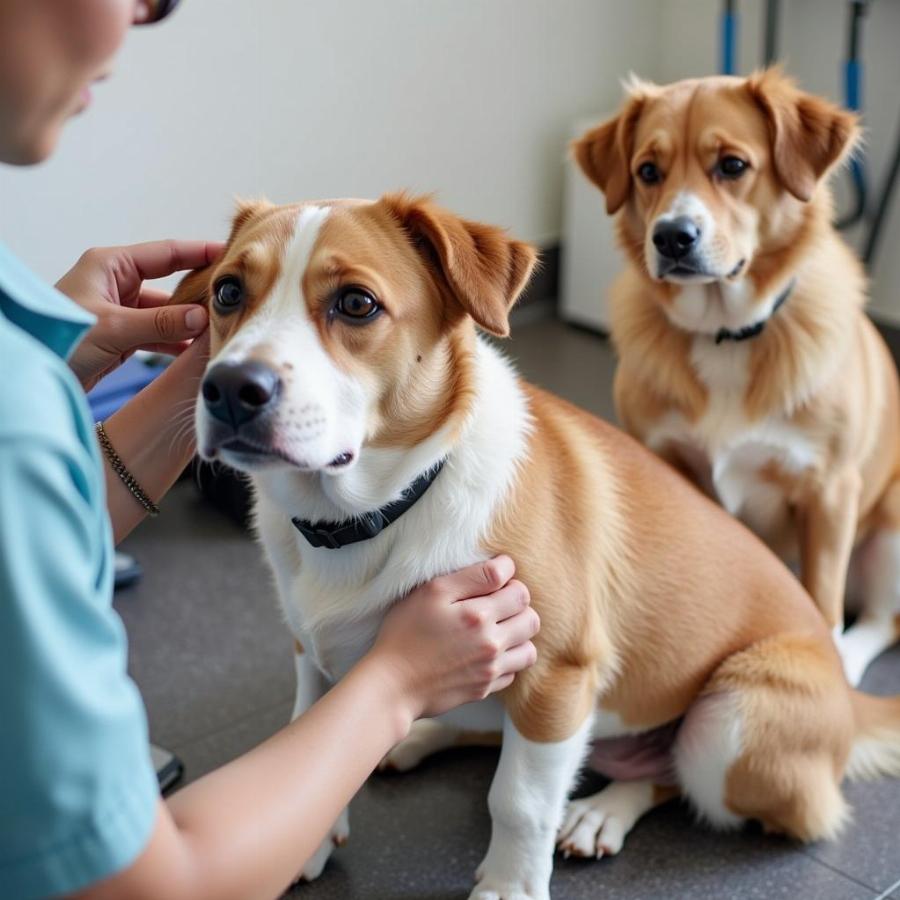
[173,193,900,900]
[574,69,900,687]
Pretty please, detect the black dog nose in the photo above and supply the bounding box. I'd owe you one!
[201,361,281,429]
[652,216,701,260]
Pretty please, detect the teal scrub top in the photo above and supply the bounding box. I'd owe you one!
[0,242,159,899]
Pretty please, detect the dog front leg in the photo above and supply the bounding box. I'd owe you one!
[470,713,593,900]
[289,641,350,882]
[798,468,861,634]
[290,638,328,720]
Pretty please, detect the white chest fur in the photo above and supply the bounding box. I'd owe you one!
[253,339,531,684]
[645,337,817,541]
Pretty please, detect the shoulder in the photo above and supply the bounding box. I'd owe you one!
[0,312,89,445]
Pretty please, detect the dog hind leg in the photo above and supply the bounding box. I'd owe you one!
[675,637,852,842]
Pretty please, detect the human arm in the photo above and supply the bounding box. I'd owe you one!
[75,557,539,900]
[99,331,209,543]
[55,240,222,543]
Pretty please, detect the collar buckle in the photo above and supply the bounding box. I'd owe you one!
[358,510,387,539]
[291,520,343,550]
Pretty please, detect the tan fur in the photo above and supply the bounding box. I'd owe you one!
[489,381,892,840]
[575,70,900,639]
[182,190,900,847]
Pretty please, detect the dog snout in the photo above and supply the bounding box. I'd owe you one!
[201,361,281,429]
[652,216,701,260]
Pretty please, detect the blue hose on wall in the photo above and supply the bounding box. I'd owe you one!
[728,0,897,267]
[837,0,869,230]
[720,0,738,75]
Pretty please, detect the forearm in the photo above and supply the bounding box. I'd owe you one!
[80,654,411,900]
[170,655,410,897]
[101,349,205,544]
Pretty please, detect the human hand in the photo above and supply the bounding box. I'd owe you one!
[56,239,223,391]
[369,556,539,722]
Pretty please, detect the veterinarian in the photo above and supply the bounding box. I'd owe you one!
[0,3,540,898]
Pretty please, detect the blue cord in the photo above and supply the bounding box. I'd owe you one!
[845,58,861,110]
[842,57,866,226]
[721,11,738,75]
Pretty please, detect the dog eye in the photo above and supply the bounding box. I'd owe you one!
[213,275,244,312]
[334,286,381,321]
[637,162,662,185]
[717,156,749,179]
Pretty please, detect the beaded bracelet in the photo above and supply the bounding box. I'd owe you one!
[94,421,160,517]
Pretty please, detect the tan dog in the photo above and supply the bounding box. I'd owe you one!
[173,194,900,899]
[574,69,900,687]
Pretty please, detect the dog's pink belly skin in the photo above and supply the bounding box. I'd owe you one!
[587,720,680,784]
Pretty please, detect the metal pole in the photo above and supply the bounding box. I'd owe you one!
[863,118,900,266]
[763,0,780,65]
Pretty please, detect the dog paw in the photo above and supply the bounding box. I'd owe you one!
[468,882,549,900]
[378,719,450,772]
[835,627,884,688]
[839,654,867,689]
[295,808,349,882]
[557,796,627,859]
[379,738,429,773]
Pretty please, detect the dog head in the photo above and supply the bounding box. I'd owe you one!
[171,194,536,477]
[573,70,858,324]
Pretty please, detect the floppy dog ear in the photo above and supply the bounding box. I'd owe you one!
[380,193,537,338]
[167,198,272,307]
[572,89,647,215]
[169,265,214,307]
[747,68,859,202]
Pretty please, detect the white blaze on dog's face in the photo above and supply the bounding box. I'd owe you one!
[201,204,365,473]
[622,77,769,286]
[573,70,858,324]
[170,195,536,477]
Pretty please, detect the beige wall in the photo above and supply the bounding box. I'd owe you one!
[3,1,895,321]
[0,0,659,284]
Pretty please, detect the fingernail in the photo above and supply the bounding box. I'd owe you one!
[185,307,207,331]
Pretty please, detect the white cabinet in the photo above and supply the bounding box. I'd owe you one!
[560,114,622,333]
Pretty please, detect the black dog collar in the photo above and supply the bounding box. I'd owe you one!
[291,460,445,550]
[714,279,795,345]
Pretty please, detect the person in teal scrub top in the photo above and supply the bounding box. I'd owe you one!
[0,3,540,898]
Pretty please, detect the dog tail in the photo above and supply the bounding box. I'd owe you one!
[846,691,900,780]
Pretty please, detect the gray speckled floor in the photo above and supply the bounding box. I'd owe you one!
[118,318,900,900]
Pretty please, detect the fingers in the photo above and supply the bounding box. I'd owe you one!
[483,638,538,697]
[459,578,530,629]
[106,304,208,355]
[499,639,539,675]
[487,672,515,694]
[435,555,516,601]
[141,330,210,368]
[117,239,226,282]
[136,286,175,308]
[495,604,540,649]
